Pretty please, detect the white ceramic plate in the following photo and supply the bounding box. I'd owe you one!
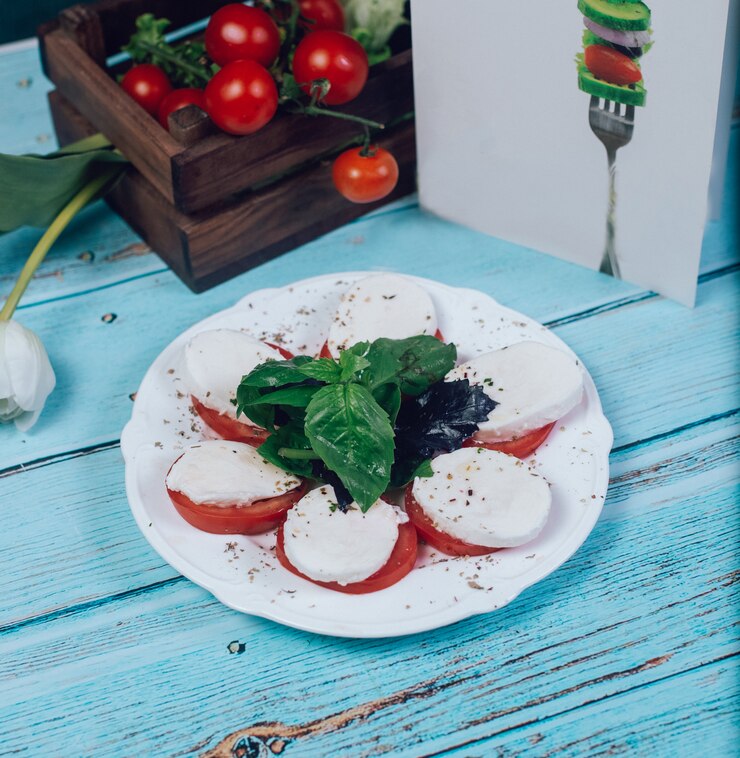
[122,272,612,638]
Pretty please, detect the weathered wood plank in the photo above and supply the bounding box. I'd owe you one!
[437,658,738,758]
[2,266,737,473]
[0,414,736,755]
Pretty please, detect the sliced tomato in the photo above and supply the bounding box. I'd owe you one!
[265,342,294,360]
[462,422,556,459]
[190,341,292,445]
[167,479,307,534]
[584,45,642,86]
[405,488,498,557]
[318,329,446,359]
[276,519,418,593]
[191,395,269,446]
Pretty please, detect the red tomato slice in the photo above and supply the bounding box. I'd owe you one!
[167,480,307,534]
[190,341,293,445]
[405,488,499,557]
[191,395,270,447]
[584,45,642,86]
[276,519,418,593]
[318,330,446,359]
[461,422,556,459]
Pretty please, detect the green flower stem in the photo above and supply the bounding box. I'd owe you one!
[277,447,320,460]
[0,166,121,322]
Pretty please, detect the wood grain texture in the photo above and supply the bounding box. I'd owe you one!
[0,415,736,755]
[438,658,739,757]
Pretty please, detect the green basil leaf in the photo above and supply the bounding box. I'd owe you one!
[372,382,402,425]
[257,425,316,478]
[366,335,457,396]
[297,358,342,384]
[339,350,370,382]
[239,356,313,388]
[0,135,128,233]
[235,384,275,430]
[305,383,394,511]
[412,459,434,479]
[247,385,320,408]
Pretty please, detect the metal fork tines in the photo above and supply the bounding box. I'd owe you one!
[588,96,635,279]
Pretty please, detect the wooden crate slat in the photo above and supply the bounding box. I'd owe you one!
[43,29,180,203]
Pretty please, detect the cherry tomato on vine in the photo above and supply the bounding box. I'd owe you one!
[292,30,368,105]
[204,60,278,135]
[298,0,345,32]
[157,88,205,130]
[205,3,281,68]
[120,64,172,116]
[332,146,399,203]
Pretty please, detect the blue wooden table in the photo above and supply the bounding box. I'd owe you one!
[1,39,738,757]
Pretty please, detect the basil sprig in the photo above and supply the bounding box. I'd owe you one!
[236,335,494,511]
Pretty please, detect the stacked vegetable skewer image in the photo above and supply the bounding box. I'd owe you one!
[576,0,653,279]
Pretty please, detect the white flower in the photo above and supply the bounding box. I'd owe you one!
[0,320,56,432]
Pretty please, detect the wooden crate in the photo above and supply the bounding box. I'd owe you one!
[49,90,416,292]
[38,0,415,214]
[38,0,416,291]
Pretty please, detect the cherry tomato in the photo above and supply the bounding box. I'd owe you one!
[276,519,418,593]
[157,88,205,130]
[584,45,642,86]
[292,30,368,105]
[120,64,172,116]
[167,479,307,535]
[205,3,281,68]
[299,0,345,31]
[461,422,556,459]
[204,60,278,135]
[332,146,399,203]
[405,488,499,557]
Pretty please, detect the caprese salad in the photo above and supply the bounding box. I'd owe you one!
[164,276,586,593]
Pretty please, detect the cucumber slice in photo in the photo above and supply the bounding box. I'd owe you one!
[578,0,651,31]
[577,60,647,106]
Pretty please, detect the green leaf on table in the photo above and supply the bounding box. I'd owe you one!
[0,134,128,233]
[305,383,394,511]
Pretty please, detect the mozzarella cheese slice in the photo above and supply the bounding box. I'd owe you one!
[446,341,583,441]
[326,274,438,356]
[283,486,408,585]
[183,329,283,420]
[166,440,302,506]
[412,448,551,548]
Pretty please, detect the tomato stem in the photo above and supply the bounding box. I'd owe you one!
[278,447,320,460]
[133,40,211,86]
[299,105,384,130]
